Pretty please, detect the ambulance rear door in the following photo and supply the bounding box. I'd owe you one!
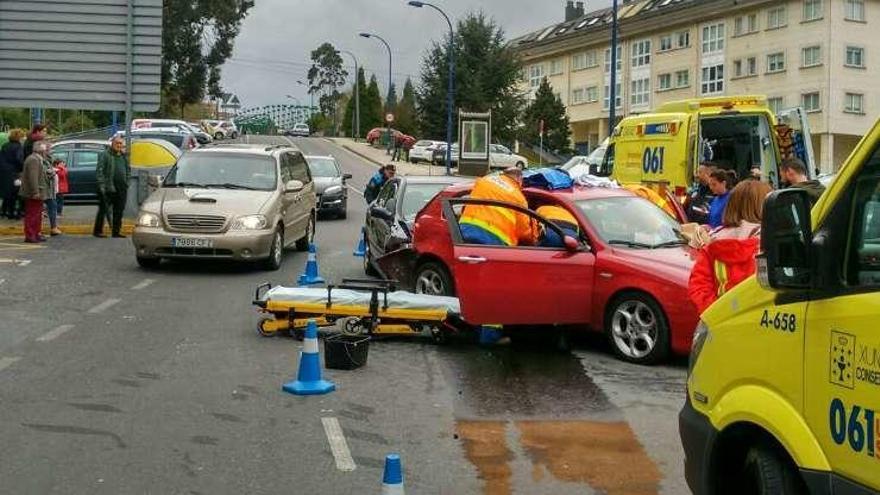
[776,107,818,177]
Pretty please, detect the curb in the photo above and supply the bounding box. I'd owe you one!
[340,143,386,168]
[0,223,135,236]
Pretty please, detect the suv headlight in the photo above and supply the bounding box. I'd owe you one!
[688,321,711,376]
[324,185,343,196]
[137,212,160,228]
[231,215,268,230]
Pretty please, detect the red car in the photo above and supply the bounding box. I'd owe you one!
[366,127,401,145]
[406,183,699,364]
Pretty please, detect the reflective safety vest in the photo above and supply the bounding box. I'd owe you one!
[460,174,538,246]
[623,184,678,219]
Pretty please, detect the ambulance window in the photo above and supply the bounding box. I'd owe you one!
[599,144,615,176]
[845,144,880,287]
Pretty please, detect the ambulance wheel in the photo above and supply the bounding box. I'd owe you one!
[414,261,455,296]
[257,318,276,337]
[605,292,669,365]
[739,443,806,495]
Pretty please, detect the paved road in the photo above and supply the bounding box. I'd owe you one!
[0,135,690,494]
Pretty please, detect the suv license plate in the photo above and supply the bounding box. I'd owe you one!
[172,237,214,248]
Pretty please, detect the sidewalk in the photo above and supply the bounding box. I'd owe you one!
[0,204,134,236]
[329,138,453,177]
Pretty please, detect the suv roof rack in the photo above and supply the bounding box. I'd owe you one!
[264,144,294,152]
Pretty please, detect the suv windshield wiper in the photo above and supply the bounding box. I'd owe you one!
[170,181,206,188]
[608,240,653,249]
[204,183,257,190]
[651,239,688,249]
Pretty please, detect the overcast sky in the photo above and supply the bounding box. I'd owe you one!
[221,0,611,108]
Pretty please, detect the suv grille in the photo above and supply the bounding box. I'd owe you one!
[166,214,227,233]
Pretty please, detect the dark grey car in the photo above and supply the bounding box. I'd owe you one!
[306,155,351,219]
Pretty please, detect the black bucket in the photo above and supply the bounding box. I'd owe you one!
[324,334,370,370]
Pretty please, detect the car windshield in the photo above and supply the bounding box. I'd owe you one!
[308,157,339,177]
[576,197,685,248]
[415,140,433,147]
[164,153,277,191]
[134,133,184,148]
[402,183,453,221]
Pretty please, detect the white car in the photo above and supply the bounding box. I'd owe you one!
[489,144,528,170]
[560,144,607,177]
[132,118,213,145]
[287,123,310,137]
[203,120,239,140]
[409,140,446,164]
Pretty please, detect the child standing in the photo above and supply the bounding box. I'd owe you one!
[53,159,69,217]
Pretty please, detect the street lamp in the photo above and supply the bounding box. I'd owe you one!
[296,80,315,124]
[408,1,454,175]
[359,32,393,153]
[339,49,361,141]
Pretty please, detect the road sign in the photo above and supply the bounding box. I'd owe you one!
[0,0,163,112]
[385,113,394,123]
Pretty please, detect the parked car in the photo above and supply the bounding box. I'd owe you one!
[132,118,213,145]
[306,155,351,219]
[403,181,698,364]
[560,144,608,177]
[408,140,445,164]
[286,123,310,137]
[203,120,239,140]
[132,143,317,270]
[50,140,108,203]
[363,175,471,276]
[115,127,199,151]
[432,143,528,170]
[366,127,401,145]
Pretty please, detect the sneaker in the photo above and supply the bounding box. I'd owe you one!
[93,233,107,238]
[50,228,63,236]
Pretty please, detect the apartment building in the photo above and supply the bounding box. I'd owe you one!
[512,0,877,171]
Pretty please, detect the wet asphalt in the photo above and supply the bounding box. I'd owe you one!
[0,135,690,494]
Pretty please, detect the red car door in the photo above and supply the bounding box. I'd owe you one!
[447,199,595,325]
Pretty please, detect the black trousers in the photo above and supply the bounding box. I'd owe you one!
[94,189,127,235]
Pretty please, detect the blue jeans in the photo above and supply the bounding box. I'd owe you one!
[44,198,57,229]
[55,194,64,214]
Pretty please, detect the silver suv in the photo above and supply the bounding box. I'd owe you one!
[132,144,317,270]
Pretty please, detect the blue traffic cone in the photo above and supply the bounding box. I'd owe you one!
[381,454,404,495]
[298,243,325,285]
[282,320,335,396]
[353,227,366,257]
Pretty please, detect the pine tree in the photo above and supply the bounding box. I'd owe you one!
[386,83,398,113]
[521,78,571,154]
[396,78,418,136]
[363,75,384,133]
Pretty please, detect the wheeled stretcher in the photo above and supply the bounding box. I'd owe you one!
[252,279,467,341]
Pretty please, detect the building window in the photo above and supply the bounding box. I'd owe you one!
[549,59,564,76]
[571,87,585,104]
[603,83,622,110]
[701,64,724,95]
[802,46,822,67]
[586,86,598,103]
[631,78,651,106]
[767,52,786,73]
[702,23,725,54]
[802,92,821,112]
[803,0,823,21]
[845,0,865,21]
[733,57,757,77]
[571,50,597,71]
[675,69,690,88]
[767,5,787,29]
[846,46,865,68]
[631,39,651,67]
[768,96,785,114]
[734,13,758,36]
[659,34,673,52]
[676,31,690,48]
[845,93,864,113]
[604,45,622,73]
[528,64,545,89]
[658,73,672,90]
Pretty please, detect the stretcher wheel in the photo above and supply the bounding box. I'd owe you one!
[430,325,448,345]
[342,318,366,336]
[257,318,276,338]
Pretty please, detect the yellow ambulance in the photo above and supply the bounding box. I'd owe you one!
[680,117,880,494]
[603,95,816,200]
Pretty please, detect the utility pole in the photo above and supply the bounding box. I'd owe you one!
[608,0,619,139]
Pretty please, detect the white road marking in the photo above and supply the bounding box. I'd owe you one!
[0,356,21,373]
[321,417,357,472]
[37,324,75,342]
[347,185,364,197]
[130,278,156,291]
[0,258,31,266]
[87,298,121,314]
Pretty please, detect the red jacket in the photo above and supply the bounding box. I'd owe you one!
[54,164,69,194]
[688,224,761,314]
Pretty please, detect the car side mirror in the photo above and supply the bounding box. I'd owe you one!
[756,189,813,290]
[343,173,353,180]
[285,179,304,193]
[370,205,394,221]
[563,235,580,252]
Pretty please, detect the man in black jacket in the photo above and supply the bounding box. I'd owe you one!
[93,137,130,238]
[781,158,825,206]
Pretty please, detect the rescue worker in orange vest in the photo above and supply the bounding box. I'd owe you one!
[536,205,580,248]
[623,183,678,219]
[460,167,540,246]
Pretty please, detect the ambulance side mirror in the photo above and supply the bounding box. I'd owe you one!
[756,189,813,290]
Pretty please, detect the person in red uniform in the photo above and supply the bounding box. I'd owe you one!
[459,167,539,246]
[688,179,773,313]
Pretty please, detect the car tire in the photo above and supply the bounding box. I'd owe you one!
[337,208,347,220]
[214,132,224,140]
[414,261,455,296]
[363,241,379,276]
[739,443,806,495]
[262,228,284,271]
[516,161,525,170]
[605,292,670,365]
[295,214,315,251]
[136,256,160,269]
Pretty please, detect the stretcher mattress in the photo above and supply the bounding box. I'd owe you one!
[262,286,461,315]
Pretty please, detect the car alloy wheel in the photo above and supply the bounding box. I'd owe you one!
[296,214,315,251]
[262,229,283,270]
[414,262,453,296]
[609,298,664,363]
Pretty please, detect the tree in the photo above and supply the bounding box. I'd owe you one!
[396,78,418,136]
[161,0,254,116]
[417,12,524,143]
[386,83,398,113]
[520,78,571,154]
[363,75,384,133]
[307,42,348,135]
[343,67,371,138]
